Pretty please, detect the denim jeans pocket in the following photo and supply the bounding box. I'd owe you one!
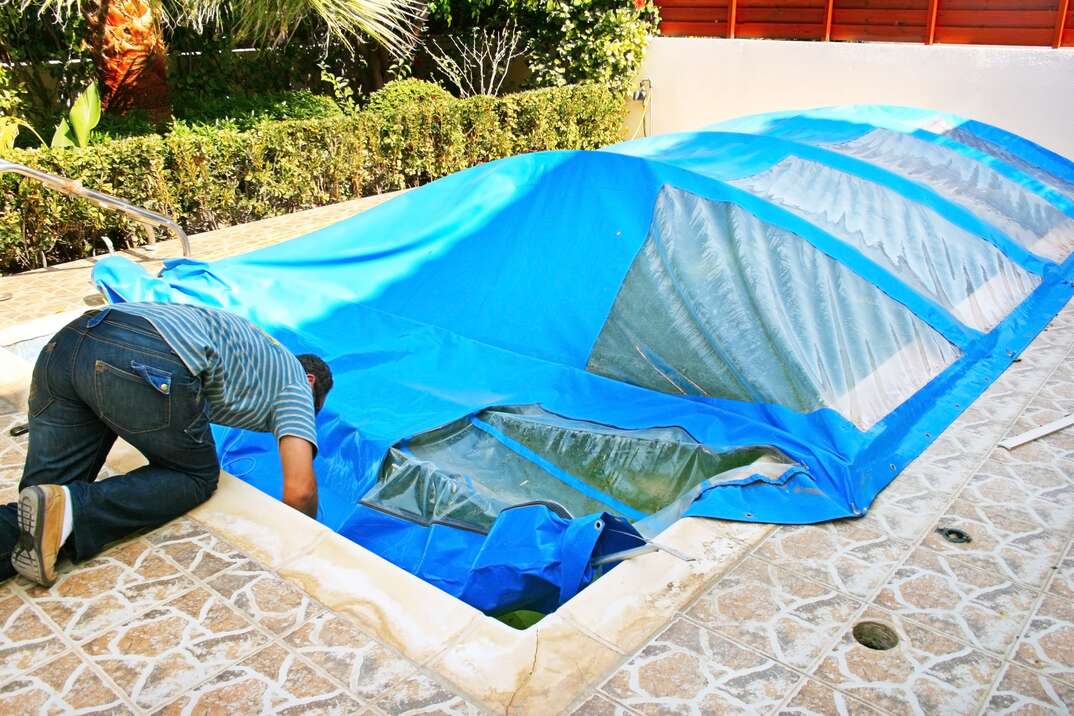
[184,393,212,445]
[28,341,57,417]
[93,359,172,434]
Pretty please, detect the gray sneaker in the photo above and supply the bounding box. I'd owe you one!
[12,485,67,586]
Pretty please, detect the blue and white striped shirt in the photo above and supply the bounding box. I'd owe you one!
[110,302,318,450]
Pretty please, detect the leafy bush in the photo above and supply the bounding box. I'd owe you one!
[426,1,660,90]
[0,65,26,119]
[92,90,345,141]
[0,82,624,272]
[363,78,454,113]
[518,0,660,90]
[174,90,345,131]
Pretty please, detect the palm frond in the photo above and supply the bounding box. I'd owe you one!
[6,0,83,24]
[177,0,425,56]
[5,0,425,57]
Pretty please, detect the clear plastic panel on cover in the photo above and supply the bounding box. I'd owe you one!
[363,447,513,531]
[825,129,1074,263]
[586,186,961,430]
[730,156,1041,331]
[362,405,791,532]
[482,406,781,513]
[943,127,1074,204]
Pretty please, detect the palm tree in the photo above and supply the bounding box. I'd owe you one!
[84,0,170,118]
[14,0,422,118]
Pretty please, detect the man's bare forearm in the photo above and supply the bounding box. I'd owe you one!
[279,435,319,519]
[284,481,318,518]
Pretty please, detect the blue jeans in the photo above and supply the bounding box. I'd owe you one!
[0,309,219,580]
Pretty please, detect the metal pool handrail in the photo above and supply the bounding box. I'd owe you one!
[0,158,191,258]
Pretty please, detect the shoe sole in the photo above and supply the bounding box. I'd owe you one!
[13,486,51,586]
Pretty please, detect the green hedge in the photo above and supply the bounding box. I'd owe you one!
[0,83,624,273]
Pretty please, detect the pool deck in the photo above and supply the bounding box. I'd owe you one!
[1,196,1073,715]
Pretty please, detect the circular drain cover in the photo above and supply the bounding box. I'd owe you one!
[937,527,972,544]
[853,621,899,650]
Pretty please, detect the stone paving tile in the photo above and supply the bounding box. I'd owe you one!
[1013,594,1074,686]
[145,517,249,580]
[374,671,482,716]
[207,559,325,636]
[987,437,1074,477]
[0,576,19,601]
[1005,362,1074,438]
[0,592,67,685]
[284,611,416,702]
[921,496,1069,590]
[1046,540,1074,599]
[776,678,885,716]
[82,586,269,711]
[0,465,20,505]
[0,412,29,469]
[888,424,996,496]
[813,607,1002,715]
[0,650,132,715]
[602,617,801,714]
[959,464,1074,538]
[985,662,1074,715]
[753,520,909,599]
[0,267,98,330]
[687,557,863,670]
[943,382,1036,455]
[971,452,1074,518]
[570,693,639,716]
[873,546,1038,656]
[0,393,21,416]
[155,643,364,715]
[17,537,196,643]
[881,447,971,500]
[866,464,961,543]
[994,353,1068,395]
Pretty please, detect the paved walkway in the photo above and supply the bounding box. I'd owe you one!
[0,195,1071,714]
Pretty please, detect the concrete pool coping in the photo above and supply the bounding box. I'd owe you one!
[0,319,772,714]
[184,474,771,713]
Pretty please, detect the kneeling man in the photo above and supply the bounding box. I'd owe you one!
[0,302,332,586]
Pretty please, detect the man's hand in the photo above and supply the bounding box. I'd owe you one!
[279,436,318,518]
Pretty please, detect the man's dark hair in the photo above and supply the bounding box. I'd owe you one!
[298,354,333,413]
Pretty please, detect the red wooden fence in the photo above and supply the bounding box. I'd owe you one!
[656,0,1073,47]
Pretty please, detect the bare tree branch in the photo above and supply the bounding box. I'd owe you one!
[427,20,527,97]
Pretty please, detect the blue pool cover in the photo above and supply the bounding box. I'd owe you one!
[93,105,1074,615]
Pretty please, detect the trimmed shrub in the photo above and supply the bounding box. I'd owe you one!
[363,79,454,114]
[0,82,624,273]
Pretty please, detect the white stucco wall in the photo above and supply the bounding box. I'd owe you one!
[632,37,1074,159]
